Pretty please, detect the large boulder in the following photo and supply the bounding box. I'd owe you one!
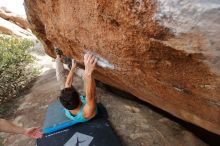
[24,0,220,135]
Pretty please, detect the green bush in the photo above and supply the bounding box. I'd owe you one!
[0,34,36,104]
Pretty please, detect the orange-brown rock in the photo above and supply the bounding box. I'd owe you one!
[24,0,220,135]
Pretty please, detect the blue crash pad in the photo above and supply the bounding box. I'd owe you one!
[38,102,121,146]
[43,100,80,134]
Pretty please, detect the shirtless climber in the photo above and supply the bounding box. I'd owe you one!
[55,48,97,123]
[0,118,42,138]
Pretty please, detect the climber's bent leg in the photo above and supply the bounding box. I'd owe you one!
[55,56,66,90]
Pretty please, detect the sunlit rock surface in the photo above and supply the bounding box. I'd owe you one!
[0,1,31,37]
[24,0,220,134]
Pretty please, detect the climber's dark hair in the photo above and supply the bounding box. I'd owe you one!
[59,86,80,110]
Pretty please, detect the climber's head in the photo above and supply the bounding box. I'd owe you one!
[59,86,80,110]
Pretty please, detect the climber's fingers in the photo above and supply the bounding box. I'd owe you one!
[90,56,96,64]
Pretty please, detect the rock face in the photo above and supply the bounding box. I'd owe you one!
[0,8,29,29]
[24,0,220,135]
[0,7,32,37]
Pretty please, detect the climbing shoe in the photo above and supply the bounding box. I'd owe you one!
[54,48,63,56]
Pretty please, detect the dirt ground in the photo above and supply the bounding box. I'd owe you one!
[0,67,214,146]
[0,44,219,146]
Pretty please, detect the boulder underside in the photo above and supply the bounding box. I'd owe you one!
[24,0,220,135]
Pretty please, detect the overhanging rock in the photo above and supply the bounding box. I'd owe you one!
[24,0,220,135]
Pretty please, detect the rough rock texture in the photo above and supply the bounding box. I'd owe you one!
[24,0,220,135]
